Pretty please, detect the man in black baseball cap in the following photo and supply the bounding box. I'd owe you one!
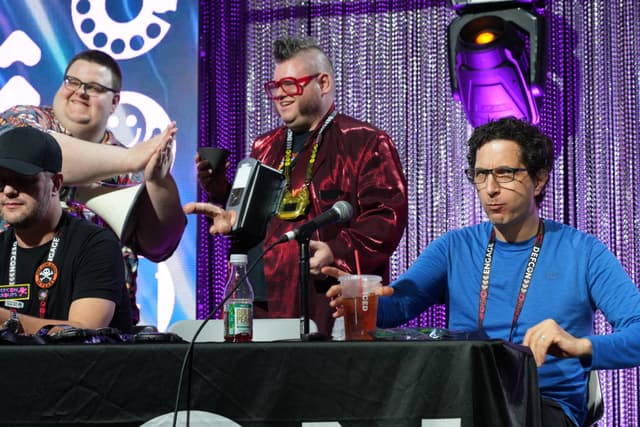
[0,127,64,231]
[0,125,132,334]
[0,126,62,175]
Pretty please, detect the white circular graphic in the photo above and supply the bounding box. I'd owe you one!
[70,0,177,60]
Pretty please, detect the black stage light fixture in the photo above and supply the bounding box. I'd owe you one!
[447,0,545,127]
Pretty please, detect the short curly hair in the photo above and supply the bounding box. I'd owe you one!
[466,117,555,206]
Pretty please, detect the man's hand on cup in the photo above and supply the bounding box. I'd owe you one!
[322,266,394,318]
[183,202,236,235]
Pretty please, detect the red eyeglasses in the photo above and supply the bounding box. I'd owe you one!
[263,74,320,99]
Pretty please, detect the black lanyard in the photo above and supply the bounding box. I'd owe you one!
[477,219,544,342]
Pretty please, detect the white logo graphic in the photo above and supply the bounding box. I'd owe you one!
[156,261,175,331]
[0,30,41,68]
[0,31,41,111]
[71,0,178,60]
[40,267,54,281]
[0,76,41,112]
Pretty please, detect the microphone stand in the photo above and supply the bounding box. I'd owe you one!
[297,234,327,341]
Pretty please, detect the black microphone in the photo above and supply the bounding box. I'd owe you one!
[277,201,353,243]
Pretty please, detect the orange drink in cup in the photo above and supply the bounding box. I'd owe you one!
[338,274,382,340]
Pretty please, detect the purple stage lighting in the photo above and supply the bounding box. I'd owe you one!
[448,7,544,127]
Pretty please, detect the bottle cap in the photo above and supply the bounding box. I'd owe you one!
[229,254,248,264]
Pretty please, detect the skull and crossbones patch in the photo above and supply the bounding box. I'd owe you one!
[35,261,58,289]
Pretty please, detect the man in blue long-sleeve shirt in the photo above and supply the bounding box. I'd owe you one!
[325,117,640,427]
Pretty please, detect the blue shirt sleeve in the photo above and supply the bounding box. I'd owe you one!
[586,240,640,369]
[377,234,449,327]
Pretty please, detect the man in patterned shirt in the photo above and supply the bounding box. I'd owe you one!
[0,50,186,324]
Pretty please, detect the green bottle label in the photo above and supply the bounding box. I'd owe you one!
[226,302,252,334]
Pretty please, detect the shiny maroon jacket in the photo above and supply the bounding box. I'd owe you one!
[250,110,408,334]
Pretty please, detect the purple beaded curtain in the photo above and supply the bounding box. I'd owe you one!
[197,1,248,320]
[199,2,640,425]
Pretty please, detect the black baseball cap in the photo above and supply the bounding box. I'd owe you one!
[0,126,62,175]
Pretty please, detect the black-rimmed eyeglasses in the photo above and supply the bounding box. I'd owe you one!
[464,167,528,185]
[63,75,117,96]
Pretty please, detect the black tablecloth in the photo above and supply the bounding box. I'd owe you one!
[0,339,541,426]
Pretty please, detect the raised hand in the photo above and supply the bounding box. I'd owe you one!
[128,121,177,173]
[145,124,177,183]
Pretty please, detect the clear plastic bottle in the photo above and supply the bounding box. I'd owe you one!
[223,254,254,342]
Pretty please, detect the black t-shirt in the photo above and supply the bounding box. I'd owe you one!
[0,213,132,332]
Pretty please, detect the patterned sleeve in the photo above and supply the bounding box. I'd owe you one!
[0,105,57,133]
